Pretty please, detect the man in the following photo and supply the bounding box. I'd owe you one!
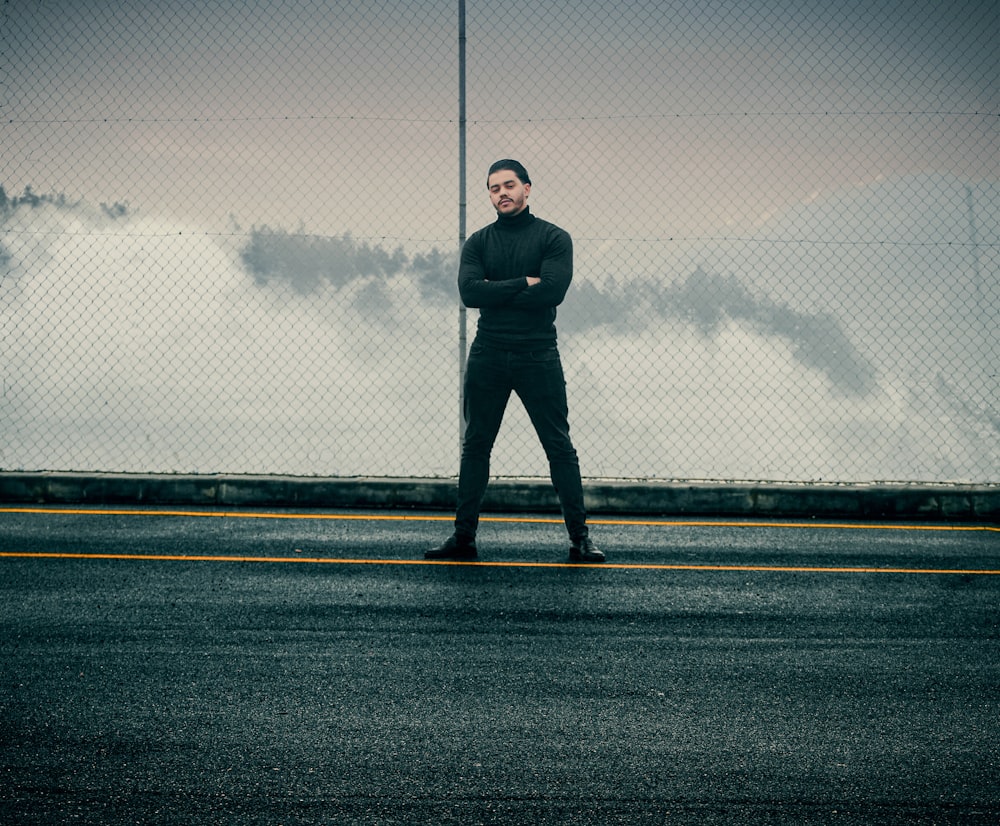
[426,159,605,563]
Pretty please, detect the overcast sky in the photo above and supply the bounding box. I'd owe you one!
[2,0,996,242]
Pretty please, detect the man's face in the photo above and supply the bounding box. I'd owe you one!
[488,170,530,216]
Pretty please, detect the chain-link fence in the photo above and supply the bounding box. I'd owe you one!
[2,0,997,483]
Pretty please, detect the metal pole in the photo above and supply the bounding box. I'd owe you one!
[965,184,995,390]
[457,0,468,451]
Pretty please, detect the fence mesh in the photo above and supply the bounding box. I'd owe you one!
[1,0,997,483]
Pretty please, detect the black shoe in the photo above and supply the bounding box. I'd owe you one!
[425,535,478,560]
[569,537,605,563]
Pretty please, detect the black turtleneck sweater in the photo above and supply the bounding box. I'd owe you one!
[457,207,573,351]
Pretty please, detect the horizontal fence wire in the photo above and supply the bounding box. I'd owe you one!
[1,0,997,483]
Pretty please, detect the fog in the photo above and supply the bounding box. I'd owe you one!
[1,174,996,482]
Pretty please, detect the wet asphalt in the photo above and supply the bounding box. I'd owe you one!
[1,506,998,825]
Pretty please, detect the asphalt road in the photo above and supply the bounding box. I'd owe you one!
[1,506,998,825]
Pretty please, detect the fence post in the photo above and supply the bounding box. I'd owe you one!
[457,0,468,453]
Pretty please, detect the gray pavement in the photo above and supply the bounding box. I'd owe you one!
[1,505,999,825]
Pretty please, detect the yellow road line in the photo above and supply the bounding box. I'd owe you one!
[1,506,996,532]
[1,551,998,575]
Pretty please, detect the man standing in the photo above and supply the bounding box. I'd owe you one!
[426,159,605,563]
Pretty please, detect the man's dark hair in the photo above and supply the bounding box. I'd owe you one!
[487,159,531,186]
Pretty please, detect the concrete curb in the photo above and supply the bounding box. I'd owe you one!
[1,472,998,522]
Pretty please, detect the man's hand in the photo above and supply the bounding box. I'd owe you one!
[526,276,541,287]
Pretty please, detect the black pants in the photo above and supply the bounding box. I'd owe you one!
[455,340,588,542]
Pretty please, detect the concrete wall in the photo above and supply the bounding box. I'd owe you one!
[2,473,998,522]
